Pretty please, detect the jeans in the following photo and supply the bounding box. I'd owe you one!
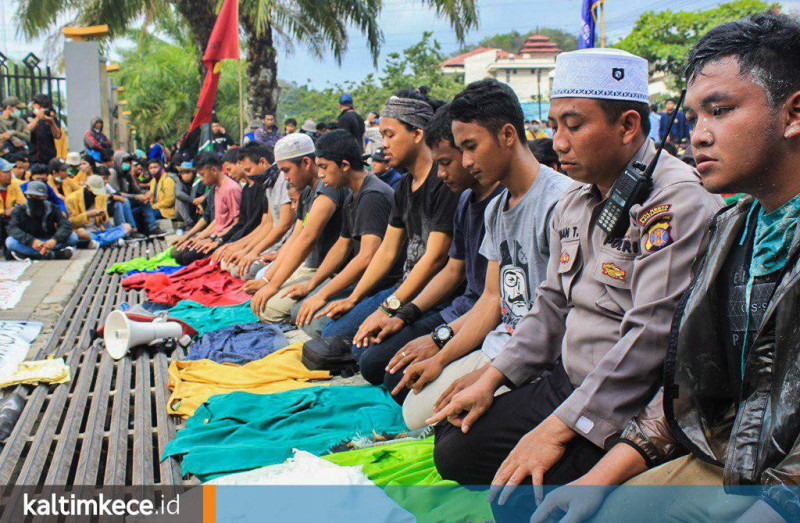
[129,198,157,233]
[320,285,398,340]
[290,283,357,339]
[356,311,445,392]
[89,225,129,247]
[6,233,79,259]
[111,200,136,228]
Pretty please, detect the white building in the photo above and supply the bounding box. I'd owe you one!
[441,35,561,104]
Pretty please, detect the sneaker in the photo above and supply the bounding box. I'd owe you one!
[88,239,100,249]
[52,247,74,260]
[148,227,167,238]
[116,238,126,248]
[129,232,146,240]
[9,251,28,261]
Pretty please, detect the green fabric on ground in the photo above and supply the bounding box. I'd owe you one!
[107,247,179,274]
[161,386,406,482]
[167,300,258,336]
[324,439,493,522]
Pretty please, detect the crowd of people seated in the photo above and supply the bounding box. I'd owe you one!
[158,12,800,522]
[5,11,800,521]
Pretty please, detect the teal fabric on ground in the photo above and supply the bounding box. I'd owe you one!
[161,386,406,482]
[167,300,258,336]
[107,247,179,274]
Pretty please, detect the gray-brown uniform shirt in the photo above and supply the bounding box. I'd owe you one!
[0,115,31,148]
[492,139,724,448]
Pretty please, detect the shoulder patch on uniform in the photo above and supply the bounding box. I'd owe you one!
[644,220,673,253]
[637,204,672,226]
[601,263,627,282]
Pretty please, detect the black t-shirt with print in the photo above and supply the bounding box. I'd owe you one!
[296,180,350,269]
[389,164,459,277]
[717,222,781,396]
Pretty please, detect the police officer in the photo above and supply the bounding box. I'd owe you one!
[428,48,724,507]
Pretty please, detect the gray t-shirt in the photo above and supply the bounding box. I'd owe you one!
[265,175,292,251]
[479,165,571,359]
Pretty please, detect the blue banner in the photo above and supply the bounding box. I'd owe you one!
[579,0,603,49]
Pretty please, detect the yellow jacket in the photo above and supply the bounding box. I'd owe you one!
[0,177,27,214]
[65,189,109,228]
[47,174,67,199]
[150,174,176,219]
[62,170,87,197]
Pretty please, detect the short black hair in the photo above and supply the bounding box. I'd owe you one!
[316,122,327,131]
[195,152,221,171]
[597,99,651,137]
[238,143,274,165]
[450,78,527,144]
[685,12,800,108]
[96,165,111,178]
[29,163,48,177]
[315,129,364,170]
[81,154,97,169]
[222,148,241,164]
[529,138,559,169]
[285,118,297,127]
[424,103,455,148]
[146,157,162,167]
[31,93,52,108]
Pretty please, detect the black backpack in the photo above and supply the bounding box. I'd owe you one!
[302,336,358,377]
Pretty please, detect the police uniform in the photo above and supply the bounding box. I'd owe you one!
[433,48,725,488]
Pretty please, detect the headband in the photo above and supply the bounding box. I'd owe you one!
[380,96,434,130]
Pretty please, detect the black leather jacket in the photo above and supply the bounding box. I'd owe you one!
[621,196,800,520]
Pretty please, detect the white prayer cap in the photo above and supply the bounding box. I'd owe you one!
[551,48,649,104]
[274,133,315,162]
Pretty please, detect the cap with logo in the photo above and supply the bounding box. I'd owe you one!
[339,93,354,106]
[0,157,13,173]
[24,180,48,198]
[47,158,67,173]
[65,152,82,166]
[274,133,316,163]
[551,48,649,104]
[85,174,107,196]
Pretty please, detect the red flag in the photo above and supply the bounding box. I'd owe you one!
[189,0,239,132]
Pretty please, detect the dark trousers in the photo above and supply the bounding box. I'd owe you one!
[356,312,444,398]
[174,246,215,266]
[433,364,605,490]
[0,216,10,260]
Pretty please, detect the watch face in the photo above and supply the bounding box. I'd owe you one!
[435,326,451,341]
[385,296,402,311]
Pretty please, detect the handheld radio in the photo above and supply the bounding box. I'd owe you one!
[598,89,687,240]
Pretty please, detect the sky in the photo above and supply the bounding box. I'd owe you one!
[2,0,800,86]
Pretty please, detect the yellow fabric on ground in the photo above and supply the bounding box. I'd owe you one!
[166,343,330,418]
[0,358,70,387]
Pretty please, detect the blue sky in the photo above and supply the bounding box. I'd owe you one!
[2,0,800,86]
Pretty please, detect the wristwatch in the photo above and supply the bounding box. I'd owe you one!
[380,295,402,316]
[431,324,454,348]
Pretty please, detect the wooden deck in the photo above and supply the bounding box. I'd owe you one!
[0,240,186,510]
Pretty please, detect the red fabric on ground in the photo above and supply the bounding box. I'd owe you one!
[122,258,251,307]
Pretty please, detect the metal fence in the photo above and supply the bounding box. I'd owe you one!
[0,51,66,122]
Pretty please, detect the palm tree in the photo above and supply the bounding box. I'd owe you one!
[15,0,478,117]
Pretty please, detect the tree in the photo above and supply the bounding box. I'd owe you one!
[458,28,577,55]
[616,0,778,88]
[15,0,478,121]
[114,24,242,146]
[279,32,463,124]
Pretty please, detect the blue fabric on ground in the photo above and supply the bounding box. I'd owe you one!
[124,265,185,278]
[161,386,407,482]
[186,323,289,364]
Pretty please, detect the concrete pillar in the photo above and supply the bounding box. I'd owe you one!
[62,25,109,153]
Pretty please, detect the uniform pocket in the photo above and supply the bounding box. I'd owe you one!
[557,239,582,300]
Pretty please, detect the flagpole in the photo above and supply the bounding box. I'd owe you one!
[600,1,606,48]
[238,59,244,143]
